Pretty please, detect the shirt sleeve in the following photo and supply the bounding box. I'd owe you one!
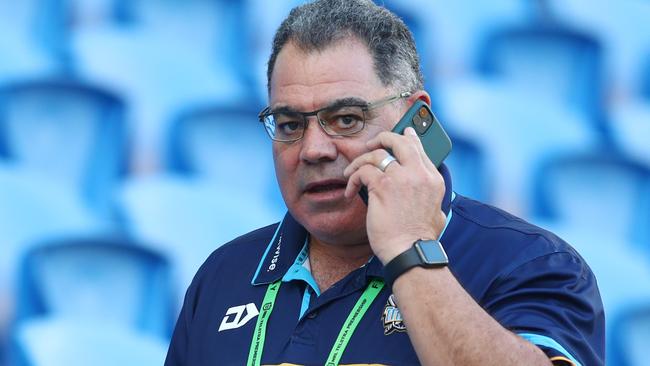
[164,285,195,366]
[483,251,605,366]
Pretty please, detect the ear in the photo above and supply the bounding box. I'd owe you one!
[408,90,431,106]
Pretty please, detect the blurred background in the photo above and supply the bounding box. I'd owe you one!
[0,0,649,365]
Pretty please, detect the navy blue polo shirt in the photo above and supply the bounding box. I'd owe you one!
[165,165,604,366]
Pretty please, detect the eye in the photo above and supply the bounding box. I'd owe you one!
[324,106,364,132]
[275,117,304,136]
[334,114,363,129]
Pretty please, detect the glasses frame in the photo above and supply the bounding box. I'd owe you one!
[258,91,412,142]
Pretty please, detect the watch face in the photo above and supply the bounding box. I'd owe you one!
[415,240,449,265]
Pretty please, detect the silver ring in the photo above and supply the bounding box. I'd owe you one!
[377,154,397,172]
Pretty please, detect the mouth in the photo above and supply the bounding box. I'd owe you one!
[304,180,348,194]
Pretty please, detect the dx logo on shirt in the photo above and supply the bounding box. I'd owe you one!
[218,303,259,332]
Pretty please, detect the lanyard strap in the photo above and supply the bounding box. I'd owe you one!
[247,278,385,366]
[247,279,281,366]
[325,278,385,365]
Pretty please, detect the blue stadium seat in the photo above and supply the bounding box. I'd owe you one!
[12,318,167,366]
[164,102,284,212]
[444,133,490,202]
[532,150,650,248]
[116,102,285,298]
[0,0,73,77]
[0,78,129,217]
[609,100,650,168]
[437,78,598,216]
[14,236,175,340]
[0,164,110,364]
[610,302,650,366]
[475,24,609,140]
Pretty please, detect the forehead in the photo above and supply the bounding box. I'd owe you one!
[269,37,387,110]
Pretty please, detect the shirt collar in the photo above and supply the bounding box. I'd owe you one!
[251,212,308,285]
[251,163,454,286]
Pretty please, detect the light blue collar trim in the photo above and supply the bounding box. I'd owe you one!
[282,239,321,296]
[299,288,313,320]
[518,333,582,366]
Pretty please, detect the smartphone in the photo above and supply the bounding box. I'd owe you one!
[358,99,452,204]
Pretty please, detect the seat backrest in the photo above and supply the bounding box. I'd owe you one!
[444,133,490,201]
[16,237,173,339]
[165,102,283,210]
[476,25,604,125]
[0,164,107,292]
[610,303,650,366]
[13,318,168,366]
[532,151,650,246]
[0,79,128,216]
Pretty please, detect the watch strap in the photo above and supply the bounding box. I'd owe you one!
[383,239,448,288]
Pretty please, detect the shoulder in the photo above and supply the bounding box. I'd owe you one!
[451,194,578,254]
[446,194,591,283]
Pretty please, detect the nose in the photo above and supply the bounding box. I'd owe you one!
[299,116,338,164]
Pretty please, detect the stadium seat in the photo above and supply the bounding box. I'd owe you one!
[14,236,175,340]
[0,164,109,366]
[0,78,129,217]
[12,318,167,366]
[610,302,650,366]
[437,78,597,216]
[117,102,285,295]
[475,24,609,140]
[444,133,491,202]
[164,102,285,214]
[531,150,650,248]
[610,99,650,167]
[546,0,650,102]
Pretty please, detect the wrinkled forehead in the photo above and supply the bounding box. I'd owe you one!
[269,38,386,112]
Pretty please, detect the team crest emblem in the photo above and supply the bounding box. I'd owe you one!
[381,294,406,335]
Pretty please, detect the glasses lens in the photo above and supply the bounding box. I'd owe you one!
[268,112,304,141]
[262,115,277,139]
[318,105,365,136]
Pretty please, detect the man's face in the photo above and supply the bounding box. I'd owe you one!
[269,37,405,245]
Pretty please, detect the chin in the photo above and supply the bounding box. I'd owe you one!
[291,200,367,244]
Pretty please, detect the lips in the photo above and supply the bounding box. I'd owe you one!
[304,179,348,194]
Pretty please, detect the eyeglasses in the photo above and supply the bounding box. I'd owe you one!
[258,91,412,142]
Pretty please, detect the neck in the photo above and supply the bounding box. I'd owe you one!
[309,237,373,293]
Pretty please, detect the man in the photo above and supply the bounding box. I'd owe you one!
[165,1,604,365]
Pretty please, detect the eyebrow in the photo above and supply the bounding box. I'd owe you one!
[271,97,369,114]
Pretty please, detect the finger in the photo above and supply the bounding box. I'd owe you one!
[366,130,420,167]
[344,149,393,178]
[344,164,383,199]
[404,127,436,170]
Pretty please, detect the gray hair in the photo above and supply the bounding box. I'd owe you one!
[266,0,424,95]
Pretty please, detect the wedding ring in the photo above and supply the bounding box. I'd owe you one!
[377,154,397,172]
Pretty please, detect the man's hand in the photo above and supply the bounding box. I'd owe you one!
[344,127,447,264]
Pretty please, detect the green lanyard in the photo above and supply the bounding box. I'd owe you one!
[247,278,385,366]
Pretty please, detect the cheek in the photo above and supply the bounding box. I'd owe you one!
[272,145,298,193]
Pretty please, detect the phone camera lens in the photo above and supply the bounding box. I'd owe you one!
[413,107,432,135]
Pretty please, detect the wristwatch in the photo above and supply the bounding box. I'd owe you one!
[383,239,449,287]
